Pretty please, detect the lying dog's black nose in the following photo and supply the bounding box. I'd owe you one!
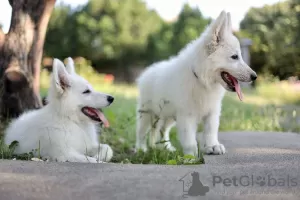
[107,96,114,103]
[250,73,257,81]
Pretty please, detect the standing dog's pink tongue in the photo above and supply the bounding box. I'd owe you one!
[95,110,110,128]
[229,75,243,101]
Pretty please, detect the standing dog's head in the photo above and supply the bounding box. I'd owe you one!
[201,11,257,100]
[47,58,114,126]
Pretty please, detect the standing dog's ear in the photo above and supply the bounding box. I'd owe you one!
[65,57,75,74]
[226,12,232,33]
[210,10,227,44]
[52,58,70,94]
[206,10,227,54]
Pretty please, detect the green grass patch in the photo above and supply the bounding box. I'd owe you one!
[2,83,300,164]
[97,91,300,164]
[1,65,300,164]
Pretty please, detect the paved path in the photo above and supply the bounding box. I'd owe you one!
[1,131,300,200]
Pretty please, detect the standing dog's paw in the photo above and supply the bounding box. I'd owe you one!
[204,144,225,155]
[165,144,176,152]
[134,146,148,153]
[157,141,176,152]
[134,143,148,153]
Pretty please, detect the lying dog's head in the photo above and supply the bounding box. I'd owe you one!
[197,11,257,100]
[47,58,114,126]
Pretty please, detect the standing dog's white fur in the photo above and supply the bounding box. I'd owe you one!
[5,58,114,163]
[135,11,257,156]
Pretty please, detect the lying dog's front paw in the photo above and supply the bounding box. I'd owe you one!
[205,144,225,155]
[95,144,113,162]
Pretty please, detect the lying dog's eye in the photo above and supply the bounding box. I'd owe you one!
[231,54,238,60]
[82,89,91,94]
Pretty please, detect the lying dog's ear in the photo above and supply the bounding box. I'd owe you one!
[52,58,70,94]
[65,57,75,74]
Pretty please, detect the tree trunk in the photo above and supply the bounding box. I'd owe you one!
[0,0,56,119]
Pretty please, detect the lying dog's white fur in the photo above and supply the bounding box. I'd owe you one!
[135,11,257,156]
[5,58,114,163]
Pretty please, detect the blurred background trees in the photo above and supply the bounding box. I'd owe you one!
[0,0,283,84]
[239,0,300,79]
[43,0,300,82]
[44,0,211,81]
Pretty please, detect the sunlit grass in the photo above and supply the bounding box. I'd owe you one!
[1,64,300,164]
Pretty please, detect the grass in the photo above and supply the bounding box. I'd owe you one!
[80,82,300,164]
[1,61,300,164]
[95,81,300,164]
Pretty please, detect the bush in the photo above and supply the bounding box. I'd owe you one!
[40,57,115,90]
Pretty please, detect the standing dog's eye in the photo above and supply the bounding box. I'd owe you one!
[231,54,238,60]
[82,89,91,94]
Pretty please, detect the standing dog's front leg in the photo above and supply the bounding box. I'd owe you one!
[203,111,225,155]
[176,115,198,157]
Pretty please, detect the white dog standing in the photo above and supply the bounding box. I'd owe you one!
[5,58,114,163]
[135,11,257,156]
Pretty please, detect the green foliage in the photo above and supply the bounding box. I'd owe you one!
[0,136,34,161]
[145,4,210,63]
[145,23,174,62]
[166,154,204,165]
[170,4,211,55]
[239,0,300,79]
[45,2,76,58]
[45,0,164,66]
[45,1,211,68]
[45,0,300,79]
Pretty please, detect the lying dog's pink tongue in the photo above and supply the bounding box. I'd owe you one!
[229,75,243,101]
[95,109,110,128]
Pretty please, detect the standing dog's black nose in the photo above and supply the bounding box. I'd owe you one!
[107,96,114,103]
[250,73,257,81]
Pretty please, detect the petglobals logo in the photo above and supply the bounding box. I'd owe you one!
[212,174,298,187]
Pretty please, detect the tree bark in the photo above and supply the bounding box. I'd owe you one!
[0,0,56,119]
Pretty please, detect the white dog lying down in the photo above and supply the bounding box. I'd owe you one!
[5,58,114,163]
[135,11,257,156]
